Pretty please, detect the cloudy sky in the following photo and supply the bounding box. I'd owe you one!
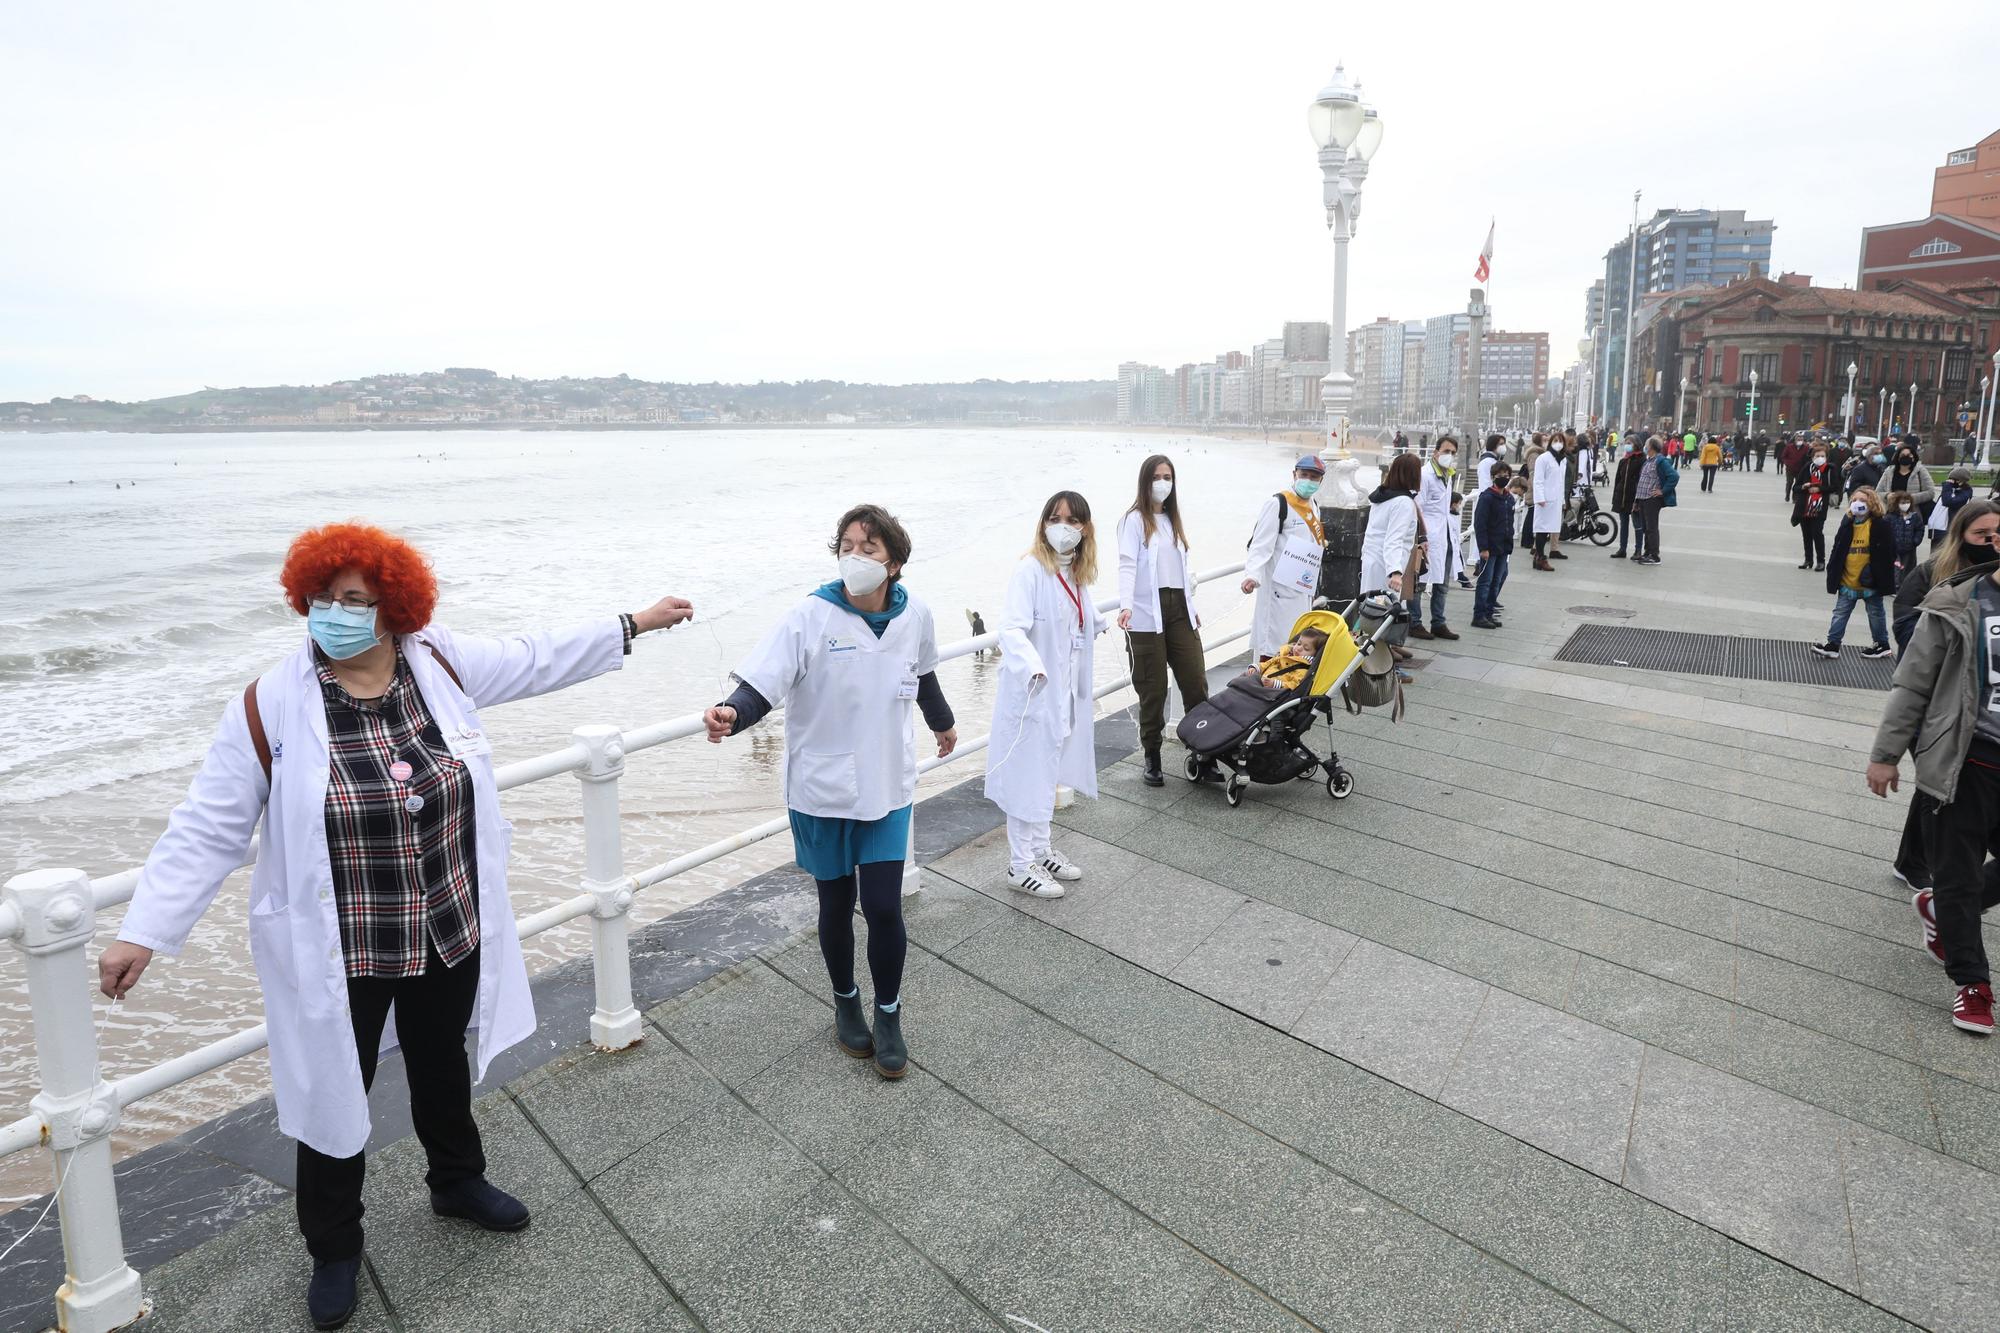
[4,0,1995,403]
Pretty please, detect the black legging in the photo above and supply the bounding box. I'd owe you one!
[1700,464,1718,491]
[815,861,906,1005]
[1800,516,1826,566]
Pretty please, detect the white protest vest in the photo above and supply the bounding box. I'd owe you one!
[734,592,937,822]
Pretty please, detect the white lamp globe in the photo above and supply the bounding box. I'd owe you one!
[1307,66,1363,150]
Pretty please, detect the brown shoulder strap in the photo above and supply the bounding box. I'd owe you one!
[242,679,272,783]
[422,642,464,693]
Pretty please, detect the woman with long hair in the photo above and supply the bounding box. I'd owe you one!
[986,492,1107,897]
[1117,455,1207,787]
[1886,500,2000,898]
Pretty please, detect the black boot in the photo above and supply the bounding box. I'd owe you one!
[307,1256,361,1330]
[1142,745,1164,787]
[872,1005,908,1080]
[833,990,873,1058]
[430,1178,530,1233]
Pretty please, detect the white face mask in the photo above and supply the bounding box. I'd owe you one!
[1850,501,1869,518]
[1436,453,1457,471]
[1150,478,1173,505]
[1551,442,1564,453]
[1044,523,1082,555]
[838,552,889,597]
[1813,456,1826,466]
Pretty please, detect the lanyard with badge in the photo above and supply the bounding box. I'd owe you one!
[1056,572,1085,651]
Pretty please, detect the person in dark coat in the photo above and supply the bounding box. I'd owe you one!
[1810,486,1896,658]
[1609,442,1645,558]
[1470,463,1516,628]
[1791,443,1835,570]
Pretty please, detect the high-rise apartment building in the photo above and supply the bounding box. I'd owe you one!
[1115,362,1167,423]
[1933,129,2000,227]
[1452,331,1549,406]
[1283,321,1331,363]
[1421,313,1471,416]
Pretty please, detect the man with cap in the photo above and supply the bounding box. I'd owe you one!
[1241,454,1328,661]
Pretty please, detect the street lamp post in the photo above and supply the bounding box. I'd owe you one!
[1890,391,1900,436]
[1878,386,1887,435]
[1675,375,1688,432]
[1748,369,1758,437]
[1981,350,2000,469]
[1307,64,1379,464]
[1844,361,1857,438]
[1910,381,1920,444]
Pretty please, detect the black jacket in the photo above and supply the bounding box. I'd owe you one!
[1826,514,1898,596]
[1611,455,1644,514]
[1791,463,1833,526]
[1847,459,1884,494]
[1472,487,1515,555]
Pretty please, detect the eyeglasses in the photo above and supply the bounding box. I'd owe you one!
[309,595,378,612]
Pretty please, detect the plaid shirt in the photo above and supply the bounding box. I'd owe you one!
[318,646,481,979]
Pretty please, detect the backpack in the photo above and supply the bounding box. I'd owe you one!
[242,641,464,782]
[1245,493,1294,550]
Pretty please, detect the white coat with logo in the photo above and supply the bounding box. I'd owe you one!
[1244,494,1325,659]
[118,619,626,1159]
[1416,464,1463,587]
[985,556,1103,823]
[1533,449,1567,535]
[733,592,939,821]
[1359,490,1420,594]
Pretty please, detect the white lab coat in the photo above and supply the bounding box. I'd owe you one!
[1116,510,1201,634]
[1243,494,1325,659]
[733,592,939,821]
[1577,448,1597,489]
[1416,466,1463,587]
[118,619,625,1159]
[1475,451,1500,494]
[985,557,1103,822]
[1358,490,1420,593]
[1533,449,1566,534]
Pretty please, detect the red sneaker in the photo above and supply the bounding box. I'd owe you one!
[1914,891,1946,966]
[1952,983,1995,1036]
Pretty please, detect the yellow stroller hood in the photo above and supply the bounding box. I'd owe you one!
[1286,608,1360,696]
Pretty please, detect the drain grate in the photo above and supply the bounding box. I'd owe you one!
[1567,606,1638,619]
[1554,623,1894,689]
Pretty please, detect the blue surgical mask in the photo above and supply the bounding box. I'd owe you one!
[308,602,381,660]
[1293,478,1321,499]
[1872,453,1886,465]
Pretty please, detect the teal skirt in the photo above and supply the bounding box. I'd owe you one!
[788,805,912,881]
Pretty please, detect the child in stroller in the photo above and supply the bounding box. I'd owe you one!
[1174,610,1360,808]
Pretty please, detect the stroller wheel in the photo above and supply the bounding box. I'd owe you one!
[1326,768,1355,800]
[1224,775,1247,807]
[1294,762,1319,782]
[1183,751,1202,783]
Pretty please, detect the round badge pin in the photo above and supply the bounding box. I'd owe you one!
[404,794,425,814]
[388,761,413,782]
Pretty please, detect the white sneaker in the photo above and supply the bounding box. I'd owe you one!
[1039,850,1083,882]
[1006,866,1064,899]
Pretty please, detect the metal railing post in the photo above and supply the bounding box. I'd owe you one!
[900,801,922,898]
[572,726,641,1050]
[2,868,146,1333]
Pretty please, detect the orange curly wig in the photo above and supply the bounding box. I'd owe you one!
[279,523,438,634]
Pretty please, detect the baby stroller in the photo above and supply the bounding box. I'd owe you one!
[1562,484,1617,546]
[1174,607,1380,808]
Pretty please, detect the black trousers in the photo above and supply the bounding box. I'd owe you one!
[1700,464,1718,491]
[1636,497,1664,559]
[814,861,906,1004]
[1922,764,2000,987]
[297,940,485,1262]
[1896,790,1935,886]
[1127,586,1209,750]
[1800,517,1827,566]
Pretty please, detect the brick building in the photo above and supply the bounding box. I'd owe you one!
[1932,129,2000,227]
[1857,214,2000,292]
[1626,273,1979,439]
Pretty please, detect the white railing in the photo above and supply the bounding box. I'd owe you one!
[0,562,1248,1332]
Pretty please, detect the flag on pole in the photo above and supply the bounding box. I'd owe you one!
[1474,220,1493,285]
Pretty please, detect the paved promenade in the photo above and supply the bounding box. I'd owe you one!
[39,464,2000,1330]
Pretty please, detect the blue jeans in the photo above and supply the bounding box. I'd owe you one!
[1427,581,1448,629]
[1474,552,1507,620]
[1614,511,1634,554]
[1826,586,1887,648]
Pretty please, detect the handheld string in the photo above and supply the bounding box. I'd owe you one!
[0,996,122,1266]
[986,676,1046,776]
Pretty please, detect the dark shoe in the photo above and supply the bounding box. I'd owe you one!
[1197,759,1225,784]
[1862,642,1893,659]
[1471,618,1501,629]
[1611,551,1627,559]
[308,1257,361,1331]
[833,991,873,1058]
[1431,625,1459,641]
[1814,561,1826,571]
[1407,624,1435,640]
[1457,576,1474,589]
[872,1005,909,1078]
[1533,557,1554,572]
[1142,746,1164,788]
[1809,641,1840,659]
[1389,645,1415,662]
[431,1179,531,1233]
[1549,549,1569,560]
[1797,561,1812,569]
[1493,603,1505,611]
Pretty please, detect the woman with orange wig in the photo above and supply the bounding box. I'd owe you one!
[97,522,693,1330]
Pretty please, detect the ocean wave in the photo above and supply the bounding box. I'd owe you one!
[0,603,295,682]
